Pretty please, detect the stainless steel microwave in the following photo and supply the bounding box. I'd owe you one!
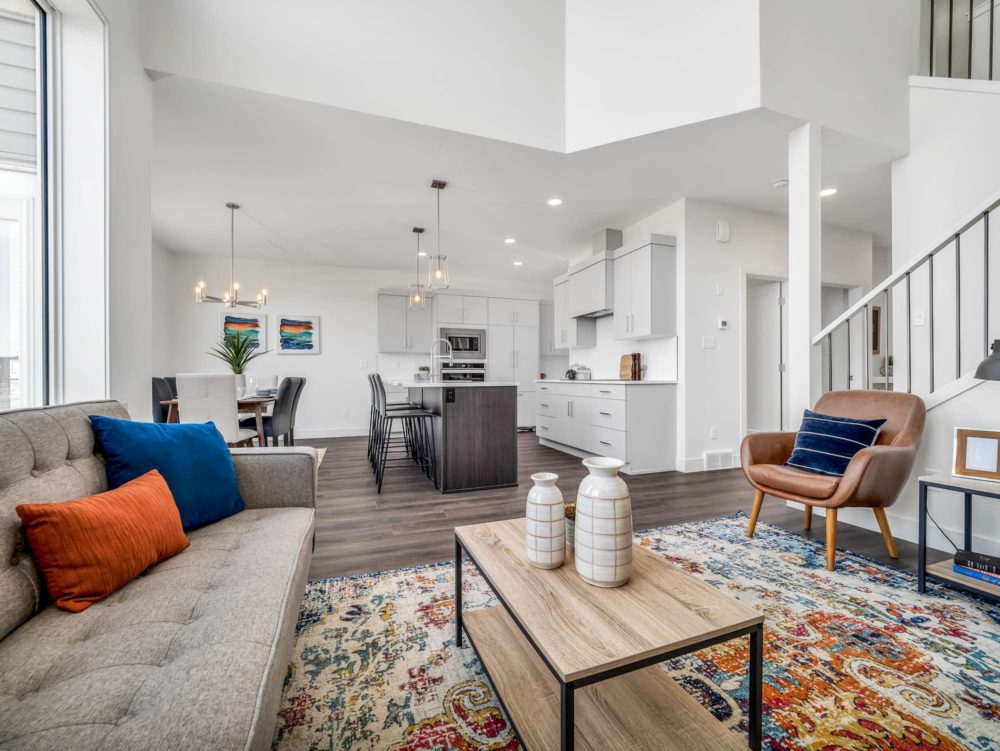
[441,328,486,359]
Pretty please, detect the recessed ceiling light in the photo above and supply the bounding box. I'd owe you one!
[546,198,563,206]
[417,251,427,257]
[513,261,523,266]
[504,238,516,244]
[820,187,838,197]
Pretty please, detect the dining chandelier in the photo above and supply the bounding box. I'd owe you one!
[194,202,269,309]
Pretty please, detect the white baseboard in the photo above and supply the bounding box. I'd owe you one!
[784,501,1000,557]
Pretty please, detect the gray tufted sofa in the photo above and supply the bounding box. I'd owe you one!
[0,401,317,750]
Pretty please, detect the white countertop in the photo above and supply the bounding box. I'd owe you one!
[385,380,519,388]
[535,379,677,385]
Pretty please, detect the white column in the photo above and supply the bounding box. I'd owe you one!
[787,122,822,429]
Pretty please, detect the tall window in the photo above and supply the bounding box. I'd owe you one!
[0,0,45,409]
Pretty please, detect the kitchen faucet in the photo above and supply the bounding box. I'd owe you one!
[430,338,454,378]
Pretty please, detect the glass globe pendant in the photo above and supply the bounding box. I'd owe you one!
[408,227,426,311]
[427,179,451,290]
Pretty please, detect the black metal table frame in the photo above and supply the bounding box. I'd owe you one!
[918,478,1000,603]
[455,534,764,751]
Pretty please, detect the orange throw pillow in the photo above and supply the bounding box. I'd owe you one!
[16,470,190,612]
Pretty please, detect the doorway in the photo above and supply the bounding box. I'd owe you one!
[746,277,788,432]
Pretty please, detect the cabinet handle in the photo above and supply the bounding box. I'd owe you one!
[599,440,612,446]
[566,402,571,417]
[540,425,548,431]
[539,403,549,407]
[599,411,611,416]
[599,389,612,394]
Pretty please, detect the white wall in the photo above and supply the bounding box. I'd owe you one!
[760,0,920,155]
[159,250,551,438]
[892,78,1000,266]
[138,0,566,152]
[97,0,154,420]
[564,0,761,152]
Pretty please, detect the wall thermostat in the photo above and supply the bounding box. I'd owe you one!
[718,319,728,330]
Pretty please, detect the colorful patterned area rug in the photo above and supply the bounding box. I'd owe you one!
[273,513,1000,750]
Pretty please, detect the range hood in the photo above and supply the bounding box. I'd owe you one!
[566,229,621,318]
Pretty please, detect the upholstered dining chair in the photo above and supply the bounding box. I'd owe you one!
[176,373,258,447]
[151,377,173,423]
[239,377,301,446]
[740,390,926,571]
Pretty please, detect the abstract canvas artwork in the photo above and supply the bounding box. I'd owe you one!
[221,312,267,349]
[277,315,320,355]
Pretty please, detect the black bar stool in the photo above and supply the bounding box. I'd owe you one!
[372,375,437,493]
[366,375,419,470]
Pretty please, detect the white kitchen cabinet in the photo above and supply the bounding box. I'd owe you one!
[613,239,676,340]
[488,325,515,381]
[489,297,539,327]
[514,299,539,326]
[489,324,540,383]
[436,294,489,325]
[378,294,407,352]
[552,278,596,349]
[378,294,433,353]
[435,294,465,324]
[517,390,535,429]
[488,298,514,326]
[540,303,556,355]
[535,381,676,474]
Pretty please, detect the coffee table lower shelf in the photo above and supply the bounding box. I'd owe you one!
[463,605,746,751]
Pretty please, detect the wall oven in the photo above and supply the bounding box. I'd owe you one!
[440,363,486,381]
[441,328,486,360]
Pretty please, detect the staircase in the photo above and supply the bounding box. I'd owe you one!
[813,193,1000,405]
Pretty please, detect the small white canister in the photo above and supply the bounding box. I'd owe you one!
[525,472,566,569]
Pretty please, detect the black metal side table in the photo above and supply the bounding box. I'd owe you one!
[918,473,1000,603]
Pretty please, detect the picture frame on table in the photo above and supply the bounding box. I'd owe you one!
[276,315,321,355]
[220,311,267,350]
[953,427,1000,483]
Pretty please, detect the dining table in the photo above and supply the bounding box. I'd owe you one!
[160,396,276,446]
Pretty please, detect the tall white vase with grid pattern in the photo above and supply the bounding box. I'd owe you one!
[574,457,632,587]
[525,472,565,569]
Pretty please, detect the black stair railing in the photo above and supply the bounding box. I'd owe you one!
[929,0,996,80]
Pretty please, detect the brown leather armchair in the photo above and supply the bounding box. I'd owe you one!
[741,390,926,571]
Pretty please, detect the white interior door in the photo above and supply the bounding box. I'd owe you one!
[746,279,783,432]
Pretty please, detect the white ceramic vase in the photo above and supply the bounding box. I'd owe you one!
[574,457,632,587]
[525,472,566,569]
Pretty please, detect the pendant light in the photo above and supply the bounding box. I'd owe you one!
[408,227,426,310]
[194,202,269,309]
[428,179,450,289]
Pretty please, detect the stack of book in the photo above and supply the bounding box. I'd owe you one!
[953,550,1000,587]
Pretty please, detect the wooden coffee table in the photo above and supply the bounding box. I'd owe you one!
[455,519,764,751]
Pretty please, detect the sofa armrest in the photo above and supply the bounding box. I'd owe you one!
[834,445,916,507]
[740,431,797,469]
[230,447,318,509]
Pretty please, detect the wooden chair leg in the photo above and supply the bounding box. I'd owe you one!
[825,508,838,571]
[804,505,813,531]
[873,508,899,559]
[747,489,764,538]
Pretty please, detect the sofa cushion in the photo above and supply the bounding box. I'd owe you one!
[89,416,244,530]
[16,471,189,612]
[747,463,841,500]
[0,506,313,751]
[0,402,130,642]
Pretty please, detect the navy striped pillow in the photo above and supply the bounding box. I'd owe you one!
[786,409,886,477]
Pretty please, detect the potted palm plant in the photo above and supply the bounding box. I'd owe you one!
[208,333,269,394]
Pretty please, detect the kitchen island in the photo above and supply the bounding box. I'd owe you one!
[385,381,519,493]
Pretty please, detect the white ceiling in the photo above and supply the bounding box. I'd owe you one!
[152,76,894,284]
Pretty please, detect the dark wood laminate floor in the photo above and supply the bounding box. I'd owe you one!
[304,432,945,580]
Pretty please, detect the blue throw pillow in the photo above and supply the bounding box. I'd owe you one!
[786,409,887,477]
[89,416,243,529]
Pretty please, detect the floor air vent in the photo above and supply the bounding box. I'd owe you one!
[703,450,734,471]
